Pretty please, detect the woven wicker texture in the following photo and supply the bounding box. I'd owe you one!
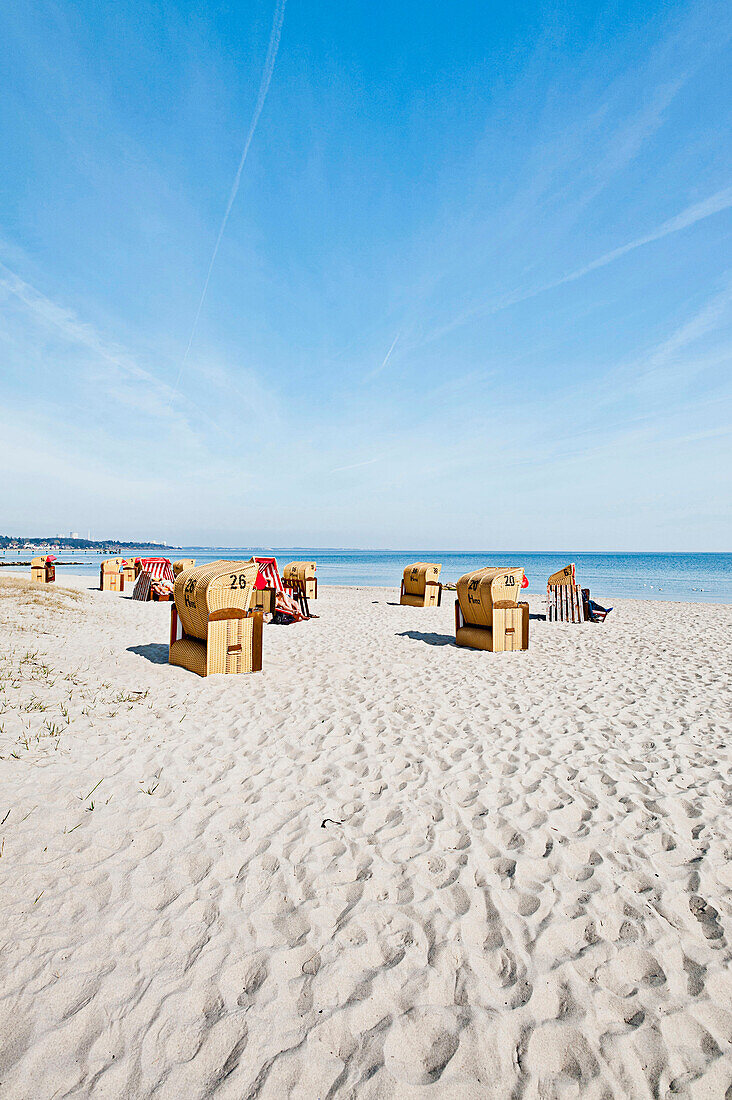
[399,592,431,607]
[100,558,125,590]
[30,556,55,583]
[402,563,441,596]
[173,559,196,577]
[121,560,136,583]
[174,560,258,640]
[455,625,495,650]
[456,567,525,629]
[100,557,124,575]
[547,564,576,586]
[283,561,316,584]
[169,636,207,677]
[169,613,262,677]
[283,561,317,599]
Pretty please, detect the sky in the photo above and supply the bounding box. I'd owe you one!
[0,0,730,550]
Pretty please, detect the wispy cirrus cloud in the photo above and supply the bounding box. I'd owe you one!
[428,186,732,343]
[0,259,183,415]
[330,456,382,473]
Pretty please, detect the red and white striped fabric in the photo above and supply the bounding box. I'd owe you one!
[255,557,303,621]
[136,557,175,583]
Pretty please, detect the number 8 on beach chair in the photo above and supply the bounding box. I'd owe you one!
[455,567,529,651]
[168,560,263,677]
[399,563,442,607]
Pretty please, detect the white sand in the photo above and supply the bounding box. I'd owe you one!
[0,573,730,1098]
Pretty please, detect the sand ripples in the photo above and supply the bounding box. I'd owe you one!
[0,580,730,1097]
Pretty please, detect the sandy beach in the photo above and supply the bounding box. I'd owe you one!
[0,573,730,1098]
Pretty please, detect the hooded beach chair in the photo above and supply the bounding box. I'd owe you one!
[121,559,136,585]
[100,557,125,592]
[30,555,56,583]
[252,558,310,620]
[173,558,196,577]
[455,567,529,651]
[169,560,263,677]
[132,557,175,601]
[547,564,611,623]
[399,563,442,607]
[283,561,317,600]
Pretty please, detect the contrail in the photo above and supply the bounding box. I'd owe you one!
[172,0,287,396]
[429,184,732,344]
[366,331,400,380]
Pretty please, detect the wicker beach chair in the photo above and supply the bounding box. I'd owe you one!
[253,558,309,621]
[455,567,529,651]
[547,564,611,623]
[132,558,175,601]
[121,559,136,585]
[173,558,196,577]
[100,557,125,592]
[283,561,318,600]
[30,556,56,583]
[399,563,442,607]
[169,560,263,677]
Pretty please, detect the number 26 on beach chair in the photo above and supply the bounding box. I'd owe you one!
[168,560,263,677]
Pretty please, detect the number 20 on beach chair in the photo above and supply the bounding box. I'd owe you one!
[455,567,529,651]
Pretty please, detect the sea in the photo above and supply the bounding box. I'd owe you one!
[3,548,731,604]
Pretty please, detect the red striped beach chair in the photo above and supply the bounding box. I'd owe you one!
[254,557,309,622]
[132,559,175,602]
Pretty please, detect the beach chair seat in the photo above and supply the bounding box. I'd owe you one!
[283,561,317,600]
[30,556,56,583]
[150,579,174,601]
[583,591,612,623]
[400,563,442,607]
[455,567,529,651]
[168,560,262,677]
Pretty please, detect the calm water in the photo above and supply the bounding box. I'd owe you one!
[3,548,730,603]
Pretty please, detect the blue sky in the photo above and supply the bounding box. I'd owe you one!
[1,0,730,549]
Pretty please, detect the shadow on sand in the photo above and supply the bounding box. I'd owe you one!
[127,643,168,665]
[397,630,456,647]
